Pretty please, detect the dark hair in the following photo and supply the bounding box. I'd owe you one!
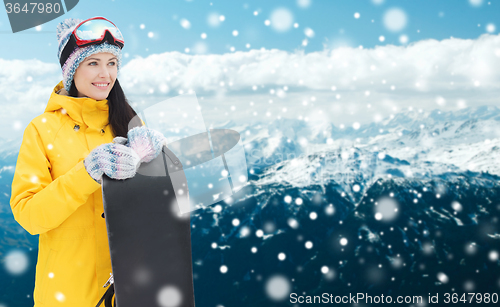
[69,79,142,137]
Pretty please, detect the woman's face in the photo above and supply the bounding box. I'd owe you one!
[73,52,118,100]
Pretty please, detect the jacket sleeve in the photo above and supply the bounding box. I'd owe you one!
[10,122,101,235]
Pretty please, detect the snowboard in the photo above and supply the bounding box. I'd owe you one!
[101,145,195,307]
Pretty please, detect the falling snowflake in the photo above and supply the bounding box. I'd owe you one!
[383,8,408,32]
[489,251,499,261]
[270,8,294,32]
[180,19,191,29]
[469,0,483,7]
[451,201,463,212]
[207,13,222,27]
[465,242,478,255]
[297,0,311,9]
[265,275,291,301]
[220,265,228,273]
[304,27,315,38]
[486,23,496,33]
[340,238,348,246]
[4,250,29,275]
[287,218,299,229]
[437,272,449,283]
[157,285,183,307]
[55,292,66,302]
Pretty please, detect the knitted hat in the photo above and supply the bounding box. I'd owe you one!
[56,18,122,92]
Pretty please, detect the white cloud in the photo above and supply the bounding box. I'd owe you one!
[118,34,500,94]
[1,34,500,139]
[0,58,60,123]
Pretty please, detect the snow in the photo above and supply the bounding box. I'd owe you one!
[219,265,228,273]
[437,272,449,284]
[4,250,29,275]
[265,275,291,301]
[270,8,294,32]
[383,8,408,32]
[157,286,182,307]
[54,292,66,302]
[248,105,500,206]
[489,251,499,261]
[469,0,484,7]
[287,218,299,229]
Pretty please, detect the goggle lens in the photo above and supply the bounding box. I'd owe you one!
[75,19,124,42]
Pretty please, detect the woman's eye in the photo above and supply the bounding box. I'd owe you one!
[108,62,116,66]
[89,62,97,66]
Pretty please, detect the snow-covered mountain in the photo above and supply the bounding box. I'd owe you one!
[189,106,500,306]
[1,105,499,306]
[234,106,500,178]
[186,105,500,305]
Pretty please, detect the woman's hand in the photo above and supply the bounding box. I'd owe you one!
[126,126,165,163]
[84,138,141,183]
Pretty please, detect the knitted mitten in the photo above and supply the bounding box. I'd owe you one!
[84,140,141,183]
[127,126,165,163]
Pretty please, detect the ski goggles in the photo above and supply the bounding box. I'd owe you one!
[72,17,124,49]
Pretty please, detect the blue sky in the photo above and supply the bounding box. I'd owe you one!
[0,0,498,64]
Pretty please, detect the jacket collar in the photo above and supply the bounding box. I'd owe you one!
[45,81,109,130]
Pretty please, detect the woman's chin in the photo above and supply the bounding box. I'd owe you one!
[85,91,110,100]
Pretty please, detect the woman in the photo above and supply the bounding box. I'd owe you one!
[10,17,163,306]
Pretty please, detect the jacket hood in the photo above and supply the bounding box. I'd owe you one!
[45,81,109,129]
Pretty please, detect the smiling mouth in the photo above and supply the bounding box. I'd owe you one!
[92,83,110,89]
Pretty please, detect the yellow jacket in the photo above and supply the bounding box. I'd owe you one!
[10,81,114,306]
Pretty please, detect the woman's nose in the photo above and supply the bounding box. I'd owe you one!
[98,66,111,78]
